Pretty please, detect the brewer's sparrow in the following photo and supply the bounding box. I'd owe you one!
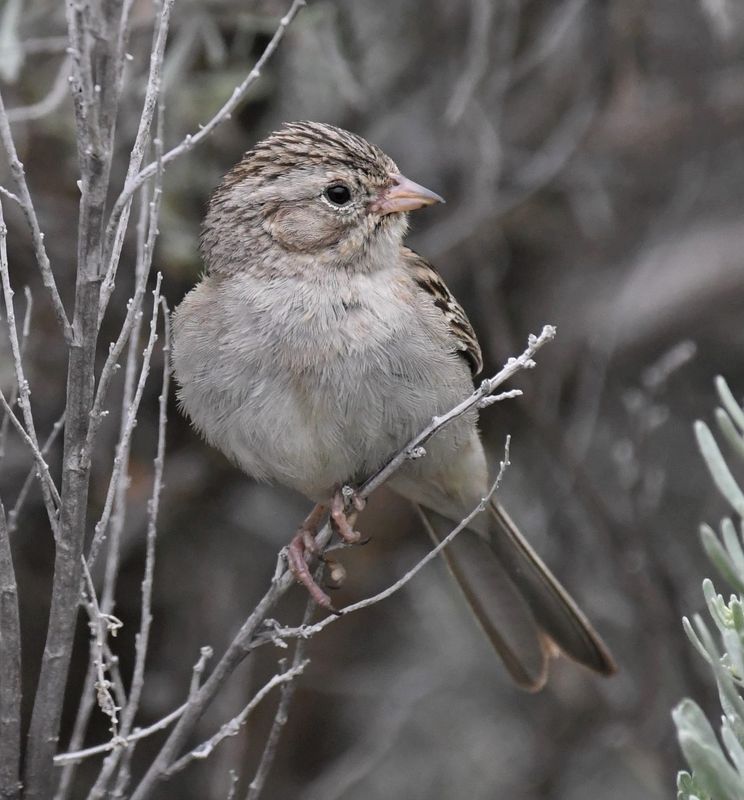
[172,121,615,690]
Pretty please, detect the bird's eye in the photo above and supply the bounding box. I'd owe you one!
[324,183,352,206]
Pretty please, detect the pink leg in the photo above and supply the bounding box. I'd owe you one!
[286,503,337,611]
[330,489,365,544]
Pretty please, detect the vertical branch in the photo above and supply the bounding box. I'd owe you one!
[0,201,60,530]
[0,501,21,800]
[56,185,153,800]
[7,413,65,534]
[99,0,175,320]
[245,597,316,800]
[89,297,172,800]
[23,3,125,794]
[0,90,71,341]
[81,559,122,740]
[0,286,32,460]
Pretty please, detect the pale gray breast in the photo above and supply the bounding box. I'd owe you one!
[173,268,476,500]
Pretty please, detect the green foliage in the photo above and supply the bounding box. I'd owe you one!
[674,377,744,800]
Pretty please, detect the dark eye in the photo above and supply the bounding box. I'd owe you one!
[324,183,352,206]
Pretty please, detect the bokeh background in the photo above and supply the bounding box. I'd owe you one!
[3,0,744,797]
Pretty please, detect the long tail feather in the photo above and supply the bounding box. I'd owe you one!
[416,501,616,688]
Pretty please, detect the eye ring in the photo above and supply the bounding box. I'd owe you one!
[324,183,352,206]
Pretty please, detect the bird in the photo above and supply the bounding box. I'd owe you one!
[171,120,616,690]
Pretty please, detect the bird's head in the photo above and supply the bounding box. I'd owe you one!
[201,121,443,276]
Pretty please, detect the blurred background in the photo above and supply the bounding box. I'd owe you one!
[2,0,744,797]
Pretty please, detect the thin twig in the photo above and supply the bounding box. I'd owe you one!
[165,660,310,778]
[54,648,213,768]
[0,202,61,521]
[245,597,316,800]
[261,438,512,646]
[54,658,97,800]
[98,0,175,319]
[87,274,163,569]
[89,298,172,800]
[0,501,21,800]
[0,285,32,460]
[0,89,71,341]
[102,0,306,290]
[81,559,123,739]
[64,187,158,800]
[7,413,65,534]
[359,325,553,499]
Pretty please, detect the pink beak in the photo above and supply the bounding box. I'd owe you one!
[370,173,445,215]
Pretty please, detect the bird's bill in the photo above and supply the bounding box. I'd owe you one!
[370,173,445,215]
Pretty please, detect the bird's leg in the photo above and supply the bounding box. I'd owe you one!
[330,487,366,544]
[286,503,336,611]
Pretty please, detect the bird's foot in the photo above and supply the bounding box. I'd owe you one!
[286,503,339,613]
[331,487,367,544]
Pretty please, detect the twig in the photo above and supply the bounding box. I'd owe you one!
[165,660,310,778]
[0,203,61,522]
[261,438,512,646]
[54,658,97,800]
[102,0,306,291]
[54,648,213,768]
[245,597,316,800]
[81,559,122,739]
[97,181,155,617]
[23,2,123,787]
[98,0,175,319]
[0,501,21,800]
[85,144,164,477]
[7,413,65,533]
[359,325,553,499]
[128,327,551,800]
[0,89,71,341]
[0,284,31,459]
[87,275,163,569]
[88,298,172,800]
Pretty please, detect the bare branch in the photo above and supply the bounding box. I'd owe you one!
[87,274,163,569]
[6,414,64,534]
[81,558,123,740]
[54,646,214,768]
[359,325,554,499]
[102,0,307,288]
[23,0,128,784]
[446,0,495,123]
[165,660,310,778]
[0,284,32,460]
[0,501,21,800]
[0,202,61,521]
[261,438,512,646]
[88,298,172,800]
[245,597,317,800]
[98,0,175,320]
[0,89,71,341]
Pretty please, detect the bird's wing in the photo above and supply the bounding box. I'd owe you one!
[401,247,483,377]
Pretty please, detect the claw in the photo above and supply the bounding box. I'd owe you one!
[286,530,335,610]
[331,490,363,544]
[285,503,338,611]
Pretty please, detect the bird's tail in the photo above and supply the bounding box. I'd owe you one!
[416,500,616,691]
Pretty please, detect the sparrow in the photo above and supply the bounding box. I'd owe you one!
[171,121,616,690]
